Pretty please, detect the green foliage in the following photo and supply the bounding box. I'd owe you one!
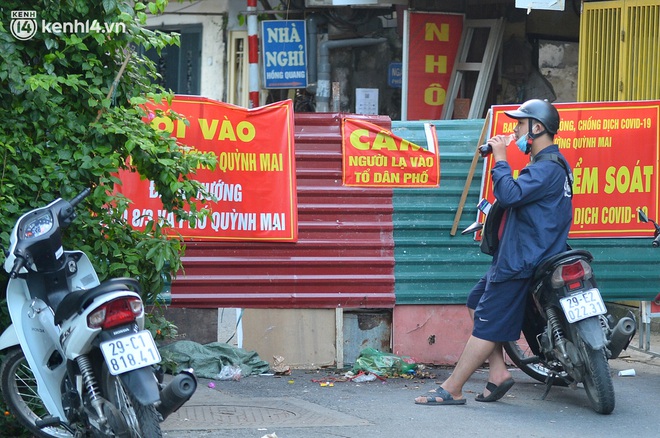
[0,1,215,313]
[0,296,29,435]
[145,309,179,343]
[145,309,180,373]
[0,404,30,438]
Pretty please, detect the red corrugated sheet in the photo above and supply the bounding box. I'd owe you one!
[171,113,395,308]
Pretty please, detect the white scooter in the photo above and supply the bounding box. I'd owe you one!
[0,188,196,437]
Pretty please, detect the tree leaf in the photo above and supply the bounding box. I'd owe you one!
[0,0,214,315]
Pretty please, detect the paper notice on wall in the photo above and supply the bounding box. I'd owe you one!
[356,88,379,115]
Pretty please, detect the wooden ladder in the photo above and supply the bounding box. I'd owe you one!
[441,18,505,120]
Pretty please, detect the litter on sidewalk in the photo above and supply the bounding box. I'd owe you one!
[352,348,417,377]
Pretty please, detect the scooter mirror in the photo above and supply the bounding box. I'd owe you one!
[638,208,649,223]
[461,221,484,235]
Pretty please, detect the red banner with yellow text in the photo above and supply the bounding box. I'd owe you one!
[116,96,298,241]
[341,118,440,187]
[481,101,660,238]
[405,12,463,120]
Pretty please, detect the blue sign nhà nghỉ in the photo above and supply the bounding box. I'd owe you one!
[261,20,307,89]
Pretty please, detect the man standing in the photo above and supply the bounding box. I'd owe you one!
[415,99,573,405]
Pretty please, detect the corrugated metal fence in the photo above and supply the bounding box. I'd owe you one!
[171,115,660,308]
[171,113,396,308]
[392,119,660,304]
[391,119,490,304]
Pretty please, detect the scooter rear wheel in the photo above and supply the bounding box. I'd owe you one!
[580,344,615,414]
[504,338,572,386]
[0,347,73,438]
[101,364,162,438]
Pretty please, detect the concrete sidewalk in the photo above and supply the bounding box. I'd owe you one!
[161,346,660,438]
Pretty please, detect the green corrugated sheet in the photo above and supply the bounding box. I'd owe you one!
[391,119,489,304]
[391,119,660,305]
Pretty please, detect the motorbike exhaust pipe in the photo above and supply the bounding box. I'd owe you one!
[608,316,636,359]
[157,369,197,421]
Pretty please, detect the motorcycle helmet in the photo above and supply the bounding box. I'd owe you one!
[504,99,560,135]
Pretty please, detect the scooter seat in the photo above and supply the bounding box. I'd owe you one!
[54,277,141,325]
[532,249,594,283]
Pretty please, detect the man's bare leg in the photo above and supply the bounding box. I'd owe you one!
[467,309,513,398]
[439,335,498,400]
[414,335,497,403]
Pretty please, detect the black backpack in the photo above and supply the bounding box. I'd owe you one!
[480,200,506,256]
[480,153,573,256]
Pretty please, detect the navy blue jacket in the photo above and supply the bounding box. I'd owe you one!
[488,145,573,282]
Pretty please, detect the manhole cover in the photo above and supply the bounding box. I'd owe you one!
[161,397,369,430]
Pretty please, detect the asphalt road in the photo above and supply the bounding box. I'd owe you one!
[160,347,660,438]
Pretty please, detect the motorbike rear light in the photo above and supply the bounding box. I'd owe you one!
[550,259,592,288]
[87,297,143,330]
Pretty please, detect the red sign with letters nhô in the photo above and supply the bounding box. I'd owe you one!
[405,12,463,121]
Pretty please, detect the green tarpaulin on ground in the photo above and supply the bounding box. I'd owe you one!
[159,340,270,379]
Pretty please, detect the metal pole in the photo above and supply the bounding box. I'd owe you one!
[400,10,410,121]
[247,0,259,108]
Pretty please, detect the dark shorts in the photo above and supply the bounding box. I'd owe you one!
[467,274,532,342]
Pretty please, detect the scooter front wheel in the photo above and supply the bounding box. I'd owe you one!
[0,347,73,438]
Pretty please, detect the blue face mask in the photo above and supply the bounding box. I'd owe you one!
[516,133,529,154]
